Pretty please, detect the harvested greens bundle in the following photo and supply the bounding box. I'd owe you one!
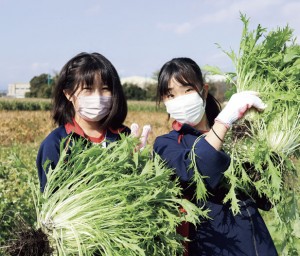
[5,135,205,256]
[205,14,300,253]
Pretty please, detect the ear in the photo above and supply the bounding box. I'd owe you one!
[203,83,209,99]
[63,89,73,102]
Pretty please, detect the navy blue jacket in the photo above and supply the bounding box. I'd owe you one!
[154,122,278,256]
[37,123,130,192]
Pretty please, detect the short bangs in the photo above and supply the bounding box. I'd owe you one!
[73,61,114,91]
[158,59,204,98]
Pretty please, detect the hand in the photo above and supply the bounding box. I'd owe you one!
[130,123,151,151]
[215,91,266,127]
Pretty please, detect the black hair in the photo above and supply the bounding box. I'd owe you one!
[156,57,221,127]
[52,52,127,130]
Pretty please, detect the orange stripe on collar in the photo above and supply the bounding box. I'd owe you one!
[172,120,183,131]
[65,120,84,136]
[65,119,106,143]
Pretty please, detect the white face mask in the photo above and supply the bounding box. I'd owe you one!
[164,92,206,126]
[76,95,112,122]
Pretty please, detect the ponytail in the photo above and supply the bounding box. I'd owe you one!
[205,93,221,127]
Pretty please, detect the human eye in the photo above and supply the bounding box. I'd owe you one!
[165,90,174,99]
[78,87,92,96]
[185,87,195,93]
[82,86,92,91]
[101,85,111,91]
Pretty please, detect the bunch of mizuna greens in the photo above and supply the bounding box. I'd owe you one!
[5,135,206,256]
[205,13,300,253]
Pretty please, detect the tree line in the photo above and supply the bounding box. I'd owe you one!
[26,73,228,102]
[25,73,158,101]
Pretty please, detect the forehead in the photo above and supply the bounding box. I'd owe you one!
[79,73,104,88]
[168,77,191,90]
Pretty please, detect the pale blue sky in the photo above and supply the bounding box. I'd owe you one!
[0,0,299,91]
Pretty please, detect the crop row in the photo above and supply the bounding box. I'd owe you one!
[0,98,165,112]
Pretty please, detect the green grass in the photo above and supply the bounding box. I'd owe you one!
[0,98,165,112]
[262,158,300,255]
[0,98,52,110]
[0,143,38,246]
[1,143,299,254]
[0,102,299,254]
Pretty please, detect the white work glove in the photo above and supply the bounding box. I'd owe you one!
[215,91,266,127]
[131,123,151,151]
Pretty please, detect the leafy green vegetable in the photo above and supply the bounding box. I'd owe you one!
[5,135,206,256]
[204,13,300,254]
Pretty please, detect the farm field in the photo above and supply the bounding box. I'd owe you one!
[0,101,299,254]
[0,109,169,147]
[0,102,173,250]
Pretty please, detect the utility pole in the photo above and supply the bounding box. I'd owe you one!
[47,74,51,85]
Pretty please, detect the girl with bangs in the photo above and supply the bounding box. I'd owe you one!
[37,52,148,192]
[154,57,277,256]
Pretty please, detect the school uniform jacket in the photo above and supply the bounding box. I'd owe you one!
[153,121,278,256]
[36,120,130,192]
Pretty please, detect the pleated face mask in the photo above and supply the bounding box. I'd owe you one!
[76,95,112,122]
[164,92,206,126]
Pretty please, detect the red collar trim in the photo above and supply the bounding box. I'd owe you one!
[178,134,183,144]
[172,120,209,144]
[65,119,106,143]
[172,120,209,133]
[172,120,183,131]
[172,121,184,144]
[65,120,84,136]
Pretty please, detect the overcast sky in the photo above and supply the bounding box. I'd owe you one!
[0,0,299,91]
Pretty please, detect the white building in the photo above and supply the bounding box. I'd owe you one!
[121,76,156,89]
[7,83,30,98]
[204,74,227,84]
[204,74,227,103]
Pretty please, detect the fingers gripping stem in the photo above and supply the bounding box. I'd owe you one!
[130,123,151,151]
[130,123,139,137]
[139,125,151,150]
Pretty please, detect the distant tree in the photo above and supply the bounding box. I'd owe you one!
[151,71,159,81]
[26,73,55,98]
[145,83,157,101]
[208,82,217,97]
[123,83,147,100]
[147,71,159,101]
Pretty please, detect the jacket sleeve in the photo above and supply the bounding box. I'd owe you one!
[153,134,230,189]
[36,134,61,192]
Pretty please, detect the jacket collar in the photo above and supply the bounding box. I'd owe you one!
[172,120,208,136]
[64,119,129,144]
[65,119,106,143]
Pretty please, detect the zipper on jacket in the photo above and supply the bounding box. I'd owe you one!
[242,201,259,256]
